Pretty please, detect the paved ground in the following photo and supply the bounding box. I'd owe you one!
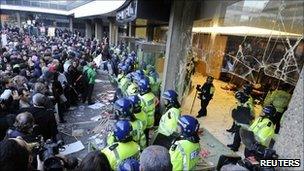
[57,71,256,166]
[182,73,263,157]
[57,70,116,160]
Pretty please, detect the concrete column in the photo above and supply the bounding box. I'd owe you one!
[16,12,21,28]
[161,0,197,102]
[69,17,73,32]
[109,19,118,45]
[85,20,92,39]
[94,19,103,41]
[274,68,304,170]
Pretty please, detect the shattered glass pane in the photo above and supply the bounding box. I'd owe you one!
[193,0,304,86]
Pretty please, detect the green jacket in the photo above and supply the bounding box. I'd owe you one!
[264,90,291,113]
[158,107,181,136]
[102,141,140,170]
[170,139,201,171]
[139,92,156,128]
[250,117,275,147]
[84,65,97,84]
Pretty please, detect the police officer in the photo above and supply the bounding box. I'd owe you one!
[126,72,139,96]
[110,98,146,149]
[196,76,215,118]
[243,83,254,114]
[116,63,125,82]
[227,84,255,132]
[250,105,276,147]
[227,91,254,152]
[6,112,35,142]
[147,68,161,98]
[102,120,140,170]
[128,95,148,130]
[154,90,181,149]
[170,115,201,171]
[264,83,291,133]
[118,65,131,96]
[245,105,276,157]
[137,78,157,143]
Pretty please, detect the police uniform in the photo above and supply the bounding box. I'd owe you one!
[130,119,146,149]
[229,102,254,151]
[134,110,148,131]
[102,141,140,170]
[250,117,275,147]
[107,120,146,149]
[116,73,124,83]
[148,75,160,97]
[247,95,255,115]
[153,107,181,149]
[197,82,215,117]
[158,107,181,136]
[264,90,291,133]
[119,77,131,96]
[138,92,156,129]
[126,82,138,96]
[170,139,201,171]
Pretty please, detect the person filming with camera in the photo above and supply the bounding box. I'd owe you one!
[196,76,215,118]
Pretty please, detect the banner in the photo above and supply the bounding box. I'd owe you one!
[48,27,56,37]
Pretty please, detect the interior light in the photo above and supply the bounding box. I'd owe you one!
[192,26,302,38]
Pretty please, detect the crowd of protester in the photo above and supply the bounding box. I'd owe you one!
[0,24,110,170]
[0,23,182,171]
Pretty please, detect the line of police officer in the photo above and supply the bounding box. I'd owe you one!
[99,50,202,170]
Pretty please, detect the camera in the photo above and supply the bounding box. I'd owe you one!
[38,139,64,162]
[36,139,78,170]
[196,84,201,91]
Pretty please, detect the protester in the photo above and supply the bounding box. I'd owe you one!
[140,145,172,171]
[77,151,111,171]
[0,138,32,171]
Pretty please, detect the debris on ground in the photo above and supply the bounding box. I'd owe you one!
[72,129,84,137]
[60,141,85,155]
[58,73,117,159]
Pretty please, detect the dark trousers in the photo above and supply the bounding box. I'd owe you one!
[58,102,65,122]
[198,99,210,116]
[154,103,161,126]
[87,84,94,103]
[274,112,283,134]
[64,86,78,107]
[228,122,237,131]
[232,125,241,149]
